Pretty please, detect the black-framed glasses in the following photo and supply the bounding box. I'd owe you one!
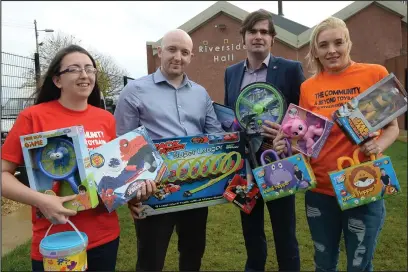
[57,66,98,76]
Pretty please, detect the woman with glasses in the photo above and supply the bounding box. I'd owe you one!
[1,45,156,271]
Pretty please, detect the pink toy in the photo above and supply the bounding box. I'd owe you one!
[282,117,323,154]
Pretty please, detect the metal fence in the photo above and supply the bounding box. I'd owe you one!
[1,51,131,140]
[1,52,37,140]
[1,52,36,112]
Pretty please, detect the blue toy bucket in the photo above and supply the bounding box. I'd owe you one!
[40,220,88,271]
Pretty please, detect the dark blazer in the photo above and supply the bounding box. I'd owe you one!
[224,54,305,109]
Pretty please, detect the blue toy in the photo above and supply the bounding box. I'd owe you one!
[35,138,80,194]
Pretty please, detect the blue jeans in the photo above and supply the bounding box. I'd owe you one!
[305,191,386,272]
[240,195,300,271]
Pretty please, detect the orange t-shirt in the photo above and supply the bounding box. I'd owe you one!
[1,100,120,261]
[299,62,388,196]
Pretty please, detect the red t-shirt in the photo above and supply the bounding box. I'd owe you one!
[299,63,388,196]
[1,100,120,261]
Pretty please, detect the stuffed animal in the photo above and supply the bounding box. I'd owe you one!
[282,117,323,154]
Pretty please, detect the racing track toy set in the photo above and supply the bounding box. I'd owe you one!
[141,131,246,216]
[20,126,99,212]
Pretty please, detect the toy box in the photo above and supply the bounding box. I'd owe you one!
[281,103,334,158]
[213,102,241,132]
[329,149,401,210]
[20,126,99,212]
[252,147,316,202]
[223,174,260,214]
[89,126,166,212]
[140,132,246,216]
[333,73,408,145]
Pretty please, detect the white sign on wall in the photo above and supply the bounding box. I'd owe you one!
[198,39,246,63]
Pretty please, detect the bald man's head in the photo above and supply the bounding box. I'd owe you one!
[161,29,193,49]
[158,29,194,80]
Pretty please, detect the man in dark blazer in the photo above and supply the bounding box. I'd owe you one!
[224,9,305,272]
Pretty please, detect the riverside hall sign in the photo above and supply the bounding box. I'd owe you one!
[198,39,247,63]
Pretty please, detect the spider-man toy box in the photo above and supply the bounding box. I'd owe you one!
[20,125,99,212]
[89,126,166,212]
[140,131,246,216]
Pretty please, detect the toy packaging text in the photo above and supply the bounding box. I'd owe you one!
[141,132,246,216]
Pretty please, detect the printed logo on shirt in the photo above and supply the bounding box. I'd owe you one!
[85,131,107,149]
[313,86,361,109]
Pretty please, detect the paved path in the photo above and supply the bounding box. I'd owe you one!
[1,205,31,256]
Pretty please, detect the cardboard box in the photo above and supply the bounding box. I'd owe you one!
[252,152,316,202]
[20,126,99,211]
[89,126,166,212]
[223,174,260,214]
[333,73,407,145]
[140,132,246,216]
[329,150,401,210]
[213,102,241,132]
[281,103,334,158]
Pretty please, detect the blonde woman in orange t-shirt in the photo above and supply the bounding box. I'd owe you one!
[273,17,399,271]
[1,45,156,271]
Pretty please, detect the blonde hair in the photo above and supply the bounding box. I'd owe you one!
[305,17,353,76]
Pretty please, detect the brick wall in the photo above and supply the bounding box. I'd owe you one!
[146,3,406,108]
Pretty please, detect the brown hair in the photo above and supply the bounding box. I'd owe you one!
[34,44,101,107]
[240,9,277,42]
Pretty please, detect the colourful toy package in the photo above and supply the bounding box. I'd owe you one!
[223,174,260,214]
[20,126,99,212]
[140,132,246,216]
[252,145,316,202]
[281,103,334,158]
[213,102,241,132]
[40,220,88,271]
[89,126,166,212]
[333,73,408,145]
[329,149,401,210]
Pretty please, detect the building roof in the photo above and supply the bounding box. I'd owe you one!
[270,12,309,35]
[147,1,407,51]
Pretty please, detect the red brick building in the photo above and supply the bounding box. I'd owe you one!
[146,1,407,129]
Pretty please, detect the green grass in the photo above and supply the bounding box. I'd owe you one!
[2,141,407,271]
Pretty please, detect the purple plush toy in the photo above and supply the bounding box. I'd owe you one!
[260,149,297,188]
